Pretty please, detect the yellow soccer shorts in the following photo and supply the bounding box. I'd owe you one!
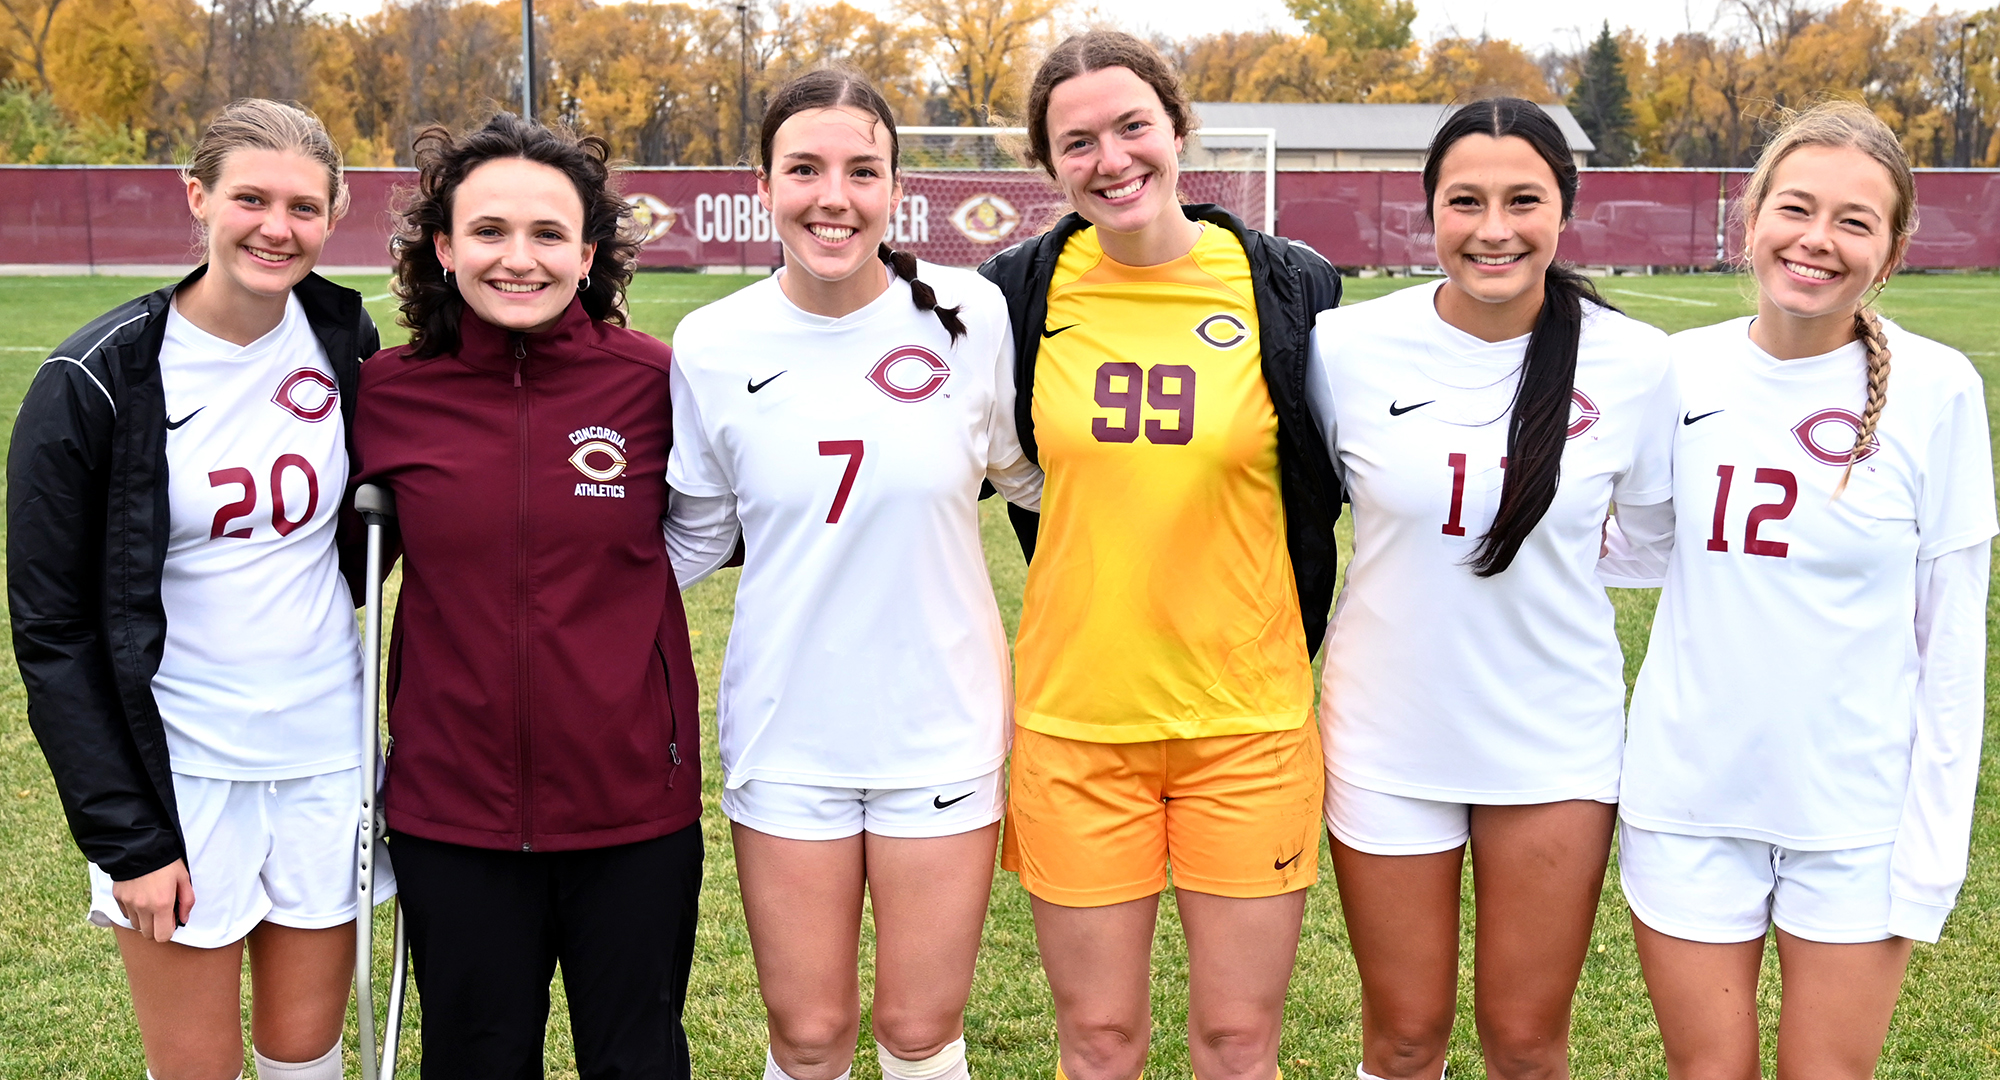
[1001,718,1323,906]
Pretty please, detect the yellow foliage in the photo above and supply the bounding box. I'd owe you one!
[1373,36,1554,103]
[1,0,1995,168]
[898,0,1066,123]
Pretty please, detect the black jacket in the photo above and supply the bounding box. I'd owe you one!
[7,269,376,882]
[978,203,1346,654]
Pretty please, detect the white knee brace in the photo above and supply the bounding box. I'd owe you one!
[878,1037,970,1080]
[253,1041,341,1080]
[765,1046,854,1080]
[1355,1063,1446,1080]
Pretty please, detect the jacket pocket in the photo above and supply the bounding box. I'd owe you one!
[653,640,682,788]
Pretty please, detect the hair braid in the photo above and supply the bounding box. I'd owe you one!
[1836,307,1892,497]
[879,243,967,343]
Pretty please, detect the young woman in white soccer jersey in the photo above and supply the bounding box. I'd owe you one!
[7,100,381,1080]
[1600,102,1995,1080]
[1304,97,1672,1080]
[666,67,1039,1080]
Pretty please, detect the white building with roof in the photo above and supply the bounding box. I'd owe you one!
[1188,102,1595,171]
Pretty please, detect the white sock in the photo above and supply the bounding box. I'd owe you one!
[1355,1063,1446,1080]
[254,1041,341,1080]
[879,1037,971,1080]
[765,1047,854,1080]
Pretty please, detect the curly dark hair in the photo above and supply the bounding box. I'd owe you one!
[392,112,640,358]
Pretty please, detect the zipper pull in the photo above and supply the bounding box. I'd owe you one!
[512,334,525,387]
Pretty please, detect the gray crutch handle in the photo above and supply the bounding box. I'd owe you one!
[354,482,407,1080]
[355,483,398,523]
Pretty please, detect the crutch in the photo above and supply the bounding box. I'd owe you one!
[354,483,409,1080]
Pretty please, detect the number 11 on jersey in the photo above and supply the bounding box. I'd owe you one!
[819,440,864,523]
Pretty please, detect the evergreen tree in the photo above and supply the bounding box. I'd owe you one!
[1568,22,1637,165]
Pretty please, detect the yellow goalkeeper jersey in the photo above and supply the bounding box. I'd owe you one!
[1013,223,1312,744]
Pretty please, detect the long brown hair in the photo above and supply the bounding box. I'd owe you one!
[1022,31,1196,177]
[1737,101,1917,495]
[760,66,964,342]
[1424,98,1609,577]
[391,112,640,359]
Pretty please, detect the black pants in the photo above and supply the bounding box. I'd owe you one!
[390,824,703,1080]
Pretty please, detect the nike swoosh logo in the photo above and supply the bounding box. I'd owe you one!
[1042,324,1078,338]
[165,407,205,430]
[1274,851,1303,870]
[747,372,786,393]
[1683,409,1724,425]
[1388,400,1435,416]
[933,791,974,810]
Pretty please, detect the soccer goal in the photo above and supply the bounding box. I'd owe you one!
[891,126,1278,268]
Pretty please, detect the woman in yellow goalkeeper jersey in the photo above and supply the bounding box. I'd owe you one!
[976,30,1343,1080]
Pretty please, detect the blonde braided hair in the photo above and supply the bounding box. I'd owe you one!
[1737,101,1915,498]
[1840,306,1892,496]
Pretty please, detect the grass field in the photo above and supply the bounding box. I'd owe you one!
[1,269,1997,1078]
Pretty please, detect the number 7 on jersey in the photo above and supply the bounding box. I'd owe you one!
[819,440,864,523]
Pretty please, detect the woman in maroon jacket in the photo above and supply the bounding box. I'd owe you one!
[353,113,702,1078]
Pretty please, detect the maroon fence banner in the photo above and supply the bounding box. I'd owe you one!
[4,165,1997,271]
[1271,169,1727,268]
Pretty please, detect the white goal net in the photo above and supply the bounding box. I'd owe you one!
[889,126,1277,268]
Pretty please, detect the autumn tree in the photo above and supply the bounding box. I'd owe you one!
[545,0,744,165]
[206,0,317,102]
[1285,0,1413,52]
[0,80,143,160]
[1171,30,1284,102]
[898,0,1065,123]
[766,2,927,123]
[0,0,63,91]
[1569,22,1637,163]
[1374,35,1553,103]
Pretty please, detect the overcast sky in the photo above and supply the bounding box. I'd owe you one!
[309,0,1734,56]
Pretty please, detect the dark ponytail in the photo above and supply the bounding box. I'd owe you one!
[1422,97,1613,577]
[1472,263,1604,575]
[879,243,966,343]
[761,67,963,343]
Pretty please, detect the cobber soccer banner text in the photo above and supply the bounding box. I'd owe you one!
[6,165,2000,271]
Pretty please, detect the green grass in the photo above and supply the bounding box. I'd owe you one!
[1,270,1997,1077]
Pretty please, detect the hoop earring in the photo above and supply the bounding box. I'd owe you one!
[444,269,454,284]
[578,274,591,293]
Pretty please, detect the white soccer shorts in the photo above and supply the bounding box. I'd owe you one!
[1618,821,1896,944]
[722,765,1006,841]
[88,767,395,949]
[1324,769,1618,856]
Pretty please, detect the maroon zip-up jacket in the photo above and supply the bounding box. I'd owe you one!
[354,300,699,852]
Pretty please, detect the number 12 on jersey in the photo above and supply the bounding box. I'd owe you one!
[818,440,863,524]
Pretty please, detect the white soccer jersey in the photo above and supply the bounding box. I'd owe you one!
[154,295,363,780]
[1619,318,1997,858]
[668,263,1038,790]
[1306,280,1671,802]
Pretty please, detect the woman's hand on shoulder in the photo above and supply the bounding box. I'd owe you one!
[111,859,194,943]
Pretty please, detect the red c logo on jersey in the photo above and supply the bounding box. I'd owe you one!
[1566,388,1600,439]
[1792,408,1879,466]
[866,346,950,403]
[272,368,338,423]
